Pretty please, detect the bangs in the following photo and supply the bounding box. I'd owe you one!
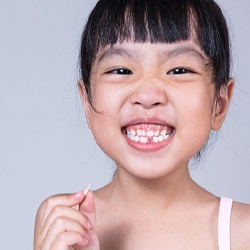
[87,0,191,49]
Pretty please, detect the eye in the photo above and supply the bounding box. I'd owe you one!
[167,68,194,75]
[107,68,133,75]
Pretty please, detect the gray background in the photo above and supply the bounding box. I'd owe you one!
[1,0,249,249]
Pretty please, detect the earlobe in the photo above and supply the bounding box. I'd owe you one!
[211,79,234,130]
[78,79,92,129]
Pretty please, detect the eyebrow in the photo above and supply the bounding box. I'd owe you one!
[160,45,208,63]
[97,46,138,65]
[96,44,208,65]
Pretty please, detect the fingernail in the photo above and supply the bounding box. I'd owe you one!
[84,220,92,230]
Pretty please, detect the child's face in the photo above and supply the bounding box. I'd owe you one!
[80,41,228,179]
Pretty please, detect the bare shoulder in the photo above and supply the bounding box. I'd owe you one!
[231,201,250,249]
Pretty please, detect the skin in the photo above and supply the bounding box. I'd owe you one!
[34,41,250,249]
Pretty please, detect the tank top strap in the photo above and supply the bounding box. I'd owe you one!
[218,197,233,250]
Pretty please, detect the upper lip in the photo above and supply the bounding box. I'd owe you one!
[121,116,175,128]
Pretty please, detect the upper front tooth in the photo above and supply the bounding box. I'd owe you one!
[130,130,136,136]
[146,130,154,137]
[128,128,170,138]
[160,130,167,136]
[154,130,160,136]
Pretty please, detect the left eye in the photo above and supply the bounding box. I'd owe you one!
[107,68,133,75]
[167,68,194,75]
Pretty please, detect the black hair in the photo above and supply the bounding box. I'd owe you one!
[80,0,230,100]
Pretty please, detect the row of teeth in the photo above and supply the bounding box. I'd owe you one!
[126,129,171,143]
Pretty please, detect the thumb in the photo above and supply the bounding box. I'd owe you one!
[79,191,100,248]
[79,190,96,229]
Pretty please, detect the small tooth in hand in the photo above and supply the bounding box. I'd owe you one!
[83,184,90,196]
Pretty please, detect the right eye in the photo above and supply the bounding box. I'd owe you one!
[106,68,133,75]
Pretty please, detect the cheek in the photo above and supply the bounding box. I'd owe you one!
[91,84,118,111]
[182,84,214,113]
[88,88,121,144]
[176,87,214,136]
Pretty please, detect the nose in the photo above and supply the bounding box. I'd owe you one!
[130,80,167,109]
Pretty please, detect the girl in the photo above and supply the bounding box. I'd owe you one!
[34,0,250,249]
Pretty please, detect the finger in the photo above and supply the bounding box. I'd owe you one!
[42,191,85,227]
[85,228,100,248]
[79,191,100,248]
[79,191,96,229]
[39,206,91,243]
[40,216,89,249]
[49,231,88,250]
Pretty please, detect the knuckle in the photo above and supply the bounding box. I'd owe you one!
[57,232,68,243]
[45,195,57,208]
[51,205,64,215]
[53,216,66,227]
[37,199,48,215]
[38,196,57,216]
[41,194,67,213]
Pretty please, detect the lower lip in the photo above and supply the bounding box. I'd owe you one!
[123,131,175,152]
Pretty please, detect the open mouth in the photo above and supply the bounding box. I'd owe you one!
[124,124,174,144]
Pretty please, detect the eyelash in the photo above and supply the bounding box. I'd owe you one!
[106,67,194,75]
[107,68,133,75]
[167,68,194,75]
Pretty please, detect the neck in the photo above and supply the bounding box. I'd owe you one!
[105,164,201,212]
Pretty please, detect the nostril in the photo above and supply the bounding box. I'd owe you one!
[134,101,162,108]
[133,100,164,107]
[134,101,141,105]
[153,102,161,106]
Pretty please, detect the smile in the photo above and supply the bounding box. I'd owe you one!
[125,124,174,144]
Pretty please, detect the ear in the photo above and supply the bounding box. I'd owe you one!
[78,79,92,128]
[211,79,234,131]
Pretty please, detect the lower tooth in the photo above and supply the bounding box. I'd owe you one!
[135,136,140,142]
[127,131,172,143]
[140,137,148,143]
[153,137,159,143]
[159,136,164,142]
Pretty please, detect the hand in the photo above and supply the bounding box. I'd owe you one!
[34,190,100,250]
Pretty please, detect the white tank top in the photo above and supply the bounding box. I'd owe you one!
[218,197,233,250]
